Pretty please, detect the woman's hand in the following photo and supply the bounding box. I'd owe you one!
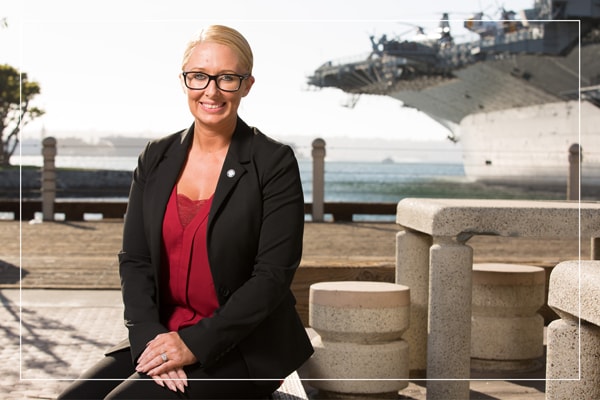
[150,367,188,393]
[136,331,198,388]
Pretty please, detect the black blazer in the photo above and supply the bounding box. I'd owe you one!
[114,117,313,379]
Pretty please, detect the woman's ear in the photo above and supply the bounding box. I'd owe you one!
[241,75,255,97]
[179,73,187,94]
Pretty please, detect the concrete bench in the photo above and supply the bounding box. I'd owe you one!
[471,263,546,372]
[272,371,308,400]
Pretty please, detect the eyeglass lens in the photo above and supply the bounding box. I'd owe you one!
[184,72,244,92]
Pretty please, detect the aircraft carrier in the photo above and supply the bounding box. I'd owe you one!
[308,0,600,189]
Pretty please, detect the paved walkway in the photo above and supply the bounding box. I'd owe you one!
[0,220,577,398]
[1,290,125,399]
[2,289,546,400]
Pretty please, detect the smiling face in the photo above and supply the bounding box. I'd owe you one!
[182,41,254,133]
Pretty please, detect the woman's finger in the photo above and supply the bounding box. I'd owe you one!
[166,369,185,393]
[175,368,188,388]
[136,351,168,374]
[151,374,165,388]
[160,372,178,392]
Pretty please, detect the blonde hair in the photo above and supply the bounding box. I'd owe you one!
[181,25,253,74]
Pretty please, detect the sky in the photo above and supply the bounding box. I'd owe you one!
[2,0,533,145]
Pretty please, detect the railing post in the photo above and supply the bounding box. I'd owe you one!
[311,138,326,222]
[41,136,57,221]
[566,143,598,259]
[567,143,581,201]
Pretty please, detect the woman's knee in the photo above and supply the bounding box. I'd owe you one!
[57,351,134,399]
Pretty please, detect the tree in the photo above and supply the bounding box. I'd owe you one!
[0,64,45,166]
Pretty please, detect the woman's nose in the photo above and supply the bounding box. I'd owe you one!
[204,78,220,95]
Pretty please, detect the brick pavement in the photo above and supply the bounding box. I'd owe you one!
[0,220,572,399]
[1,289,546,400]
[1,290,126,399]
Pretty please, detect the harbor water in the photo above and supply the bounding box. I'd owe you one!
[13,154,567,205]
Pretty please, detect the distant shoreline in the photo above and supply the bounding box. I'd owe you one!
[4,162,597,202]
[1,168,132,199]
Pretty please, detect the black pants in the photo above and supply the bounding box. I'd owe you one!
[57,347,280,399]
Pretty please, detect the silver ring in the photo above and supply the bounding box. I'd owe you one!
[160,353,168,363]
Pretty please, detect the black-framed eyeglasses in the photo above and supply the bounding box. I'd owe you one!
[182,71,250,92]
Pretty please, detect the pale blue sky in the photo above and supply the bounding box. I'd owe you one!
[3,0,532,143]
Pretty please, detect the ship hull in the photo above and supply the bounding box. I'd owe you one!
[454,100,600,187]
[384,41,600,189]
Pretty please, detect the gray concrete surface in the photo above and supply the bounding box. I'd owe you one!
[1,289,546,399]
[1,289,125,399]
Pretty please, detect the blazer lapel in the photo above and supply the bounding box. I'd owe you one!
[145,125,193,273]
[209,118,253,223]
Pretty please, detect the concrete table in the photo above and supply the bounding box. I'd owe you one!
[395,198,600,400]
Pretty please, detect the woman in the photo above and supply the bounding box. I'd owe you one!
[59,25,313,399]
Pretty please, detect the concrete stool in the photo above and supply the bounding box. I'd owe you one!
[304,281,410,397]
[471,263,545,372]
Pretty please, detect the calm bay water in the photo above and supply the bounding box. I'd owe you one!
[14,154,564,207]
[303,160,466,203]
[15,155,467,202]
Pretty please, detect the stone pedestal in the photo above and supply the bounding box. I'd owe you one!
[546,318,600,400]
[471,263,545,372]
[546,260,600,400]
[395,229,431,374]
[305,281,410,397]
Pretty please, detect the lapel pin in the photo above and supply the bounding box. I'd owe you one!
[226,169,236,178]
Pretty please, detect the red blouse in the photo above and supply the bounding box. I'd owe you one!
[160,186,219,332]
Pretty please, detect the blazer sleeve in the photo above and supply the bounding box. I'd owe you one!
[118,141,169,362]
[177,141,305,368]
